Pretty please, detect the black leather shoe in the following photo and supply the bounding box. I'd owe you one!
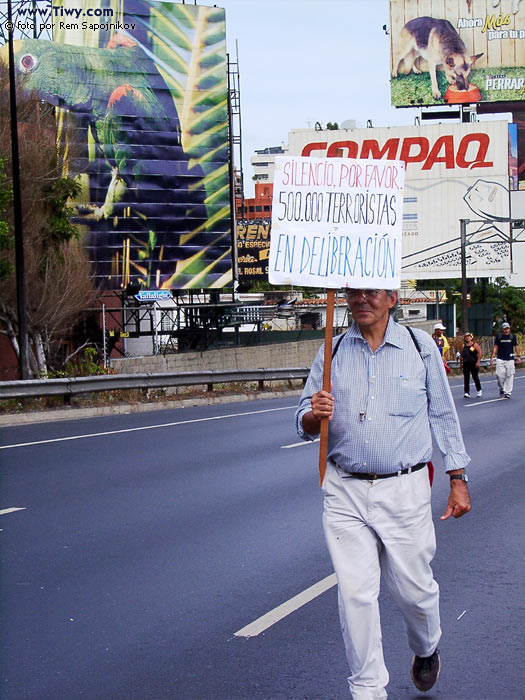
[410,648,441,692]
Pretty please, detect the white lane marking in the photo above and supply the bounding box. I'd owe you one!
[464,398,507,406]
[0,507,26,516]
[281,438,320,449]
[234,573,337,638]
[457,610,467,621]
[0,405,295,451]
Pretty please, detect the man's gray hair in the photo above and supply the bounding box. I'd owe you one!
[386,289,399,315]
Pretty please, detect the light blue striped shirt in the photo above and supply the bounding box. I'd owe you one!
[295,316,470,474]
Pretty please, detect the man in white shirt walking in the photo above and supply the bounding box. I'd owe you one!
[296,288,471,699]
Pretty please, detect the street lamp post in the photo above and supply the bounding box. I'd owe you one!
[7,0,30,379]
[460,218,469,333]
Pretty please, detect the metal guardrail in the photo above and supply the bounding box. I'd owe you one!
[448,358,491,369]
[0,368,310,401]
[0,360,494,402]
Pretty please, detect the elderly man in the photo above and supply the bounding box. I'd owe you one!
[296,288,471,699]
[490,322,521,398]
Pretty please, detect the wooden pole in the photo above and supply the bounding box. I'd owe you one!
[319,289,335,486]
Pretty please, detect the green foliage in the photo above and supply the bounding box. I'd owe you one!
[66,346,105,376]
[242,279,323,299]
[41,177,82,245]
[48,346,105,378]
[0,156,13,281]
[416,278,525,333]
[326,122,339,130]
[391,66,524,106]
[470,278,525,333]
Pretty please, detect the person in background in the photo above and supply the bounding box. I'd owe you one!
[432,323,449,358]
[490,322,521,398]
[432,323,450,372]
[460,332,482,398]
[296,288,471,699]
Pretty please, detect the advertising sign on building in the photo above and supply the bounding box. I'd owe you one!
[1,0,232,291]
[269,156,405,289]
[390,0,525,107]
[288,121,511,279]
[237,223,271,281]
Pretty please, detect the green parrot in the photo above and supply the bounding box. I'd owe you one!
[0,35,209,288]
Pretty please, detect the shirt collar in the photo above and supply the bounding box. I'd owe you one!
[347,315,405,350]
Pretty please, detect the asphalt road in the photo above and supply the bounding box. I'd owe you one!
[0,371,523,700]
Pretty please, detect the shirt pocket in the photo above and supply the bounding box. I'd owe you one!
[385,375,425,417]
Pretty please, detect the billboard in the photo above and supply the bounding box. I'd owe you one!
[2,0,232,290]
[236,222,271,282]
[288,122,512,279]
[390,0,525,107]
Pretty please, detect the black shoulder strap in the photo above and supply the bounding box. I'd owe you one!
[331,326,424,359]
[406,326,422,357]
[331,333,345,359]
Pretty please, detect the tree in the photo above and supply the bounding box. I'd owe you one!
[0,60,98,377]
[470,278,525,333]
[416,277,525,334]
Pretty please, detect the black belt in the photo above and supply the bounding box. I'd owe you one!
[335,462,427,480]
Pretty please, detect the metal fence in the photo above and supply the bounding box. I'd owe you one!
[0,368,310,401]
[0,360,492,402]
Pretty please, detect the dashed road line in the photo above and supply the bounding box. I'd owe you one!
[0,405,295,451]
[234,573,337,638]
[0,507,26,516]
[281,438,319,449]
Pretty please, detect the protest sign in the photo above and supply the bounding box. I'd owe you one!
[269,155,405,289]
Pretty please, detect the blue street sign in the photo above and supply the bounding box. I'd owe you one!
[136,290,173,301]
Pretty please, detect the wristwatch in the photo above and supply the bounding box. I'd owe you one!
[450,474,469,482]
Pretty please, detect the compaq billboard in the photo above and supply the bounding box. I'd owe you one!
[288,122,512,279]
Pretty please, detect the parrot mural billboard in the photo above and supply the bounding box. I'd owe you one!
[1,0,232,290]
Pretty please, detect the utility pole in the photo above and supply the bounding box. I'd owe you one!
[7,0,30,379]
[460,219,469,332]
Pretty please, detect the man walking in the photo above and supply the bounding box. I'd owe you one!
[296,288,471,699]
[490,322,521,398]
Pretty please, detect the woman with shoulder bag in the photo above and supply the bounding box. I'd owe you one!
[460,332,482,398]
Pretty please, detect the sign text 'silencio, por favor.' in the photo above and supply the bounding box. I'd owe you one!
[269,156,405,289]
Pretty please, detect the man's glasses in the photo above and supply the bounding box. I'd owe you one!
[345,289,384,300]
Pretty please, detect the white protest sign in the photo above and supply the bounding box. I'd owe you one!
[269,155,405,288]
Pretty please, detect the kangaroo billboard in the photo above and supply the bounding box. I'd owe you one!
[288,121,512,280]
[1,0,232,291]
[390,0,525,107]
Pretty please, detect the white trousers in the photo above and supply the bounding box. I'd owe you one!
[495,358,516,395]
[323,462,441,700]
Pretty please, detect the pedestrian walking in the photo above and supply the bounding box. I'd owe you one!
[490,322,521,398]
[460,332,482,398]
[432,322,451,373]
[296,288,471,699]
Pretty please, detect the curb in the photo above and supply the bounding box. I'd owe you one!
[0,389,303,428]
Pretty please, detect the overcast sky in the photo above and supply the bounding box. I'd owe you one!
[216,0,419,195]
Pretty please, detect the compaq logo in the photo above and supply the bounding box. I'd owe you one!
[301,133,493,170]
